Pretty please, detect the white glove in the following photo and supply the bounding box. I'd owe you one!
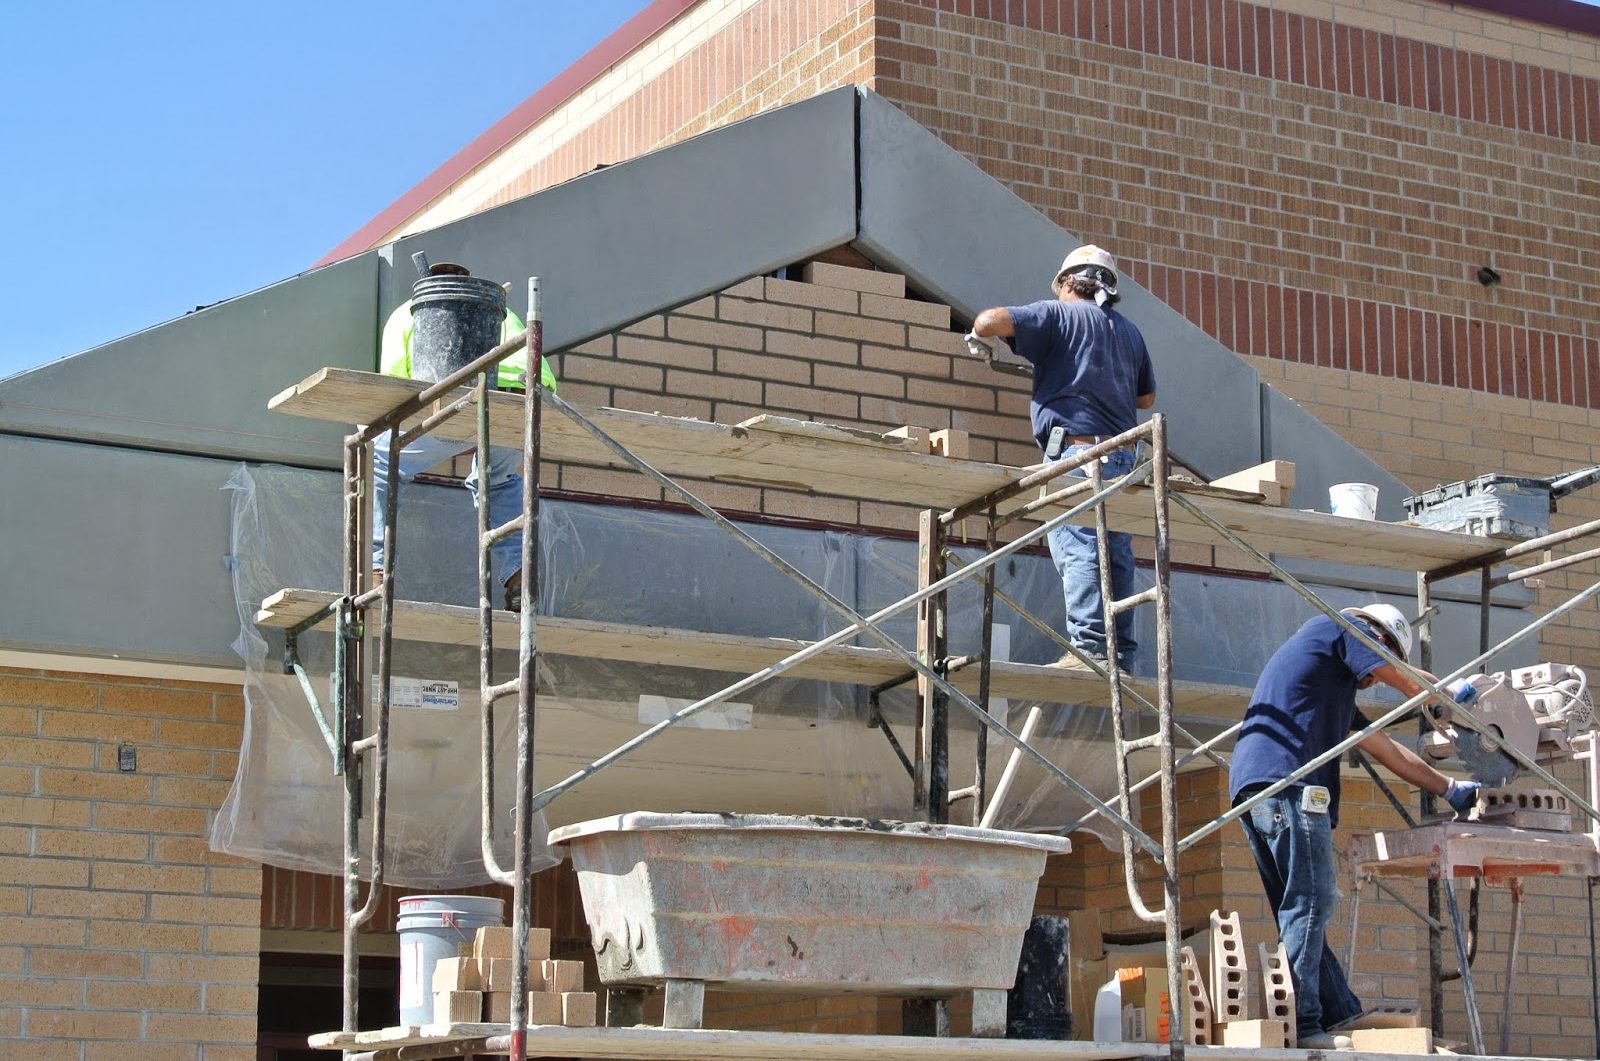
[963,330,991,358]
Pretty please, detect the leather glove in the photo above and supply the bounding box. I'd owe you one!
[1447,679,1478,706]
[1443,778,1481,815]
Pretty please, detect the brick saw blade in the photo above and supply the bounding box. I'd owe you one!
[1454,728,1520,787]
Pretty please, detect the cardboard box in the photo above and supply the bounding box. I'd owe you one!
[1070,957,1107,1040]
[1091,965,1171,1043]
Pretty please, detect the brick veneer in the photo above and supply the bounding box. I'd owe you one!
[0,668,260,1060]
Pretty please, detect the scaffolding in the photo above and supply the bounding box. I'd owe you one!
[263,277,1600,1059]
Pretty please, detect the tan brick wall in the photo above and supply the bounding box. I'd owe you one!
[0,667,260,1060]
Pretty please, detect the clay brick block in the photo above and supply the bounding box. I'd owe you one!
[1209,910,1249,1022]
[802,261,906,297]
[886,425,933,452]
[1218,1018,1286,1048]
[527,989,563,1025]
[542,958,585,994]
[1257,941,1295,1041]
[563,991,598,1027]
[433,989,482,1023]
[930,428,969,459]
[1351,1026,1434,1054]
[431,956,480,993]
[1178,946,1213,1045]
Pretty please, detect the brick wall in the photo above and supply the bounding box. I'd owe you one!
[0,667,260,1060]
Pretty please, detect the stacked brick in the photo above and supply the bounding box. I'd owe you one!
[430,927,596,1028]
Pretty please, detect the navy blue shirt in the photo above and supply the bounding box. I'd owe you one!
[1007,299,1155,449]
[1227,615,1384,827]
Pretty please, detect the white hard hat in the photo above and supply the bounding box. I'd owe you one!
[1054,245,1119,288]
[1343,604,1413,660]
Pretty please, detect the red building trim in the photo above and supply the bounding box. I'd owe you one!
[314,0,702,268]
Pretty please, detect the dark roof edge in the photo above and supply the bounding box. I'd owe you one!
[1449,0,1600,36]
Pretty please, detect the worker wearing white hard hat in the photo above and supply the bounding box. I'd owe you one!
[966,245,1154,672]
[1228,605,1480,1050]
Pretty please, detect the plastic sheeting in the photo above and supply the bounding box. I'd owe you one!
[214,460,1473,885]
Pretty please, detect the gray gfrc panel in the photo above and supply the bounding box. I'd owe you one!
[1260,386,1410,518]
[380,87,859,351]
[0,254,377,468]
[852,89,1260,478]
[0,436,282,667]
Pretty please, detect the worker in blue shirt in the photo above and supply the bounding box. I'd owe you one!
[1229,604,1481,1050]
[968,246,1155,672]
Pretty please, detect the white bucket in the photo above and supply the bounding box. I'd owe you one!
[1329,482,1379,520]
[395,894,504,1025]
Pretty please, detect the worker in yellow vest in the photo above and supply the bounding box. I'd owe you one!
[371,263,557,611]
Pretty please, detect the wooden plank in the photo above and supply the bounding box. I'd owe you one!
[306,1022,1152,1058]
[270,369,1499,572]
[256,588,1254,718]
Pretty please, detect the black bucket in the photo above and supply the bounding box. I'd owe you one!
[1005,915,1073,1040]
[409,274,507,385]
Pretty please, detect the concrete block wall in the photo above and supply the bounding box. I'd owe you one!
[0,667,261,1059]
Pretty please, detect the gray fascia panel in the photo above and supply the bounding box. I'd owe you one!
[0,255,377,468]
[0,436,255,667]
[379,87,859,353]
[852,89,1260,479]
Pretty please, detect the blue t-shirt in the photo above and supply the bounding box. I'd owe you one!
[1227,614,1385,827]
[1007,299,1154,449]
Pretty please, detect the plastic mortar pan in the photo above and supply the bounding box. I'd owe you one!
[547,811,1070,994]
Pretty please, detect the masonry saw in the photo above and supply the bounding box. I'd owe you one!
[1419,663,1595,825]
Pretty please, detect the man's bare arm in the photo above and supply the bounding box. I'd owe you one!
[1356,730,1450,797]
[972,307,1015,338]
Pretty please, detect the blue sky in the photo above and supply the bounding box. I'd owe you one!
[4,2,1598,380]
[0,1,643,380]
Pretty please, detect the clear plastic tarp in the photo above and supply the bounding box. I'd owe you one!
[216,460,1462,886]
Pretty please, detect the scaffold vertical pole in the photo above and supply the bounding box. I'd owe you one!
[506,279,545,1061]
[916,509,949,823]
[1151,416,1183,1060]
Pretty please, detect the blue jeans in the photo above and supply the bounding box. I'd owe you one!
[1237,787,1363,1038]
[1045,444,1137,663]
[370,430,524,585]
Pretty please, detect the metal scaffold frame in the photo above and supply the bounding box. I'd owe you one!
[276,275,1600,1059]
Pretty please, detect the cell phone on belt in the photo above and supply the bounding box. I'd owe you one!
[1044,426,1066,459]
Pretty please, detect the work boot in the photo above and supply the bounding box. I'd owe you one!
[503,570,523,613]
[1296,1031,1354,1051]
[1046,651,1107,673]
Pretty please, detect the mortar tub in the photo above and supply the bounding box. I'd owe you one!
[547,811,1069,994]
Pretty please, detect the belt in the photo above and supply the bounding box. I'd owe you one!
[1065,435,1134,453]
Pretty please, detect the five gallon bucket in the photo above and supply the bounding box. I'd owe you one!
[1329,482,1379,520]
[409,274,507,385]
[396,894,504,1025]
